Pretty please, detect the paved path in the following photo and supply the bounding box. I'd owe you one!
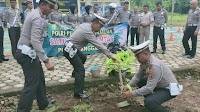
[0,27,200,94]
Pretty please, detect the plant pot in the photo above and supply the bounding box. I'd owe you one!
[90,68,101,78]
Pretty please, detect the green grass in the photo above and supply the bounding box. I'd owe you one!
[167,13,188,27]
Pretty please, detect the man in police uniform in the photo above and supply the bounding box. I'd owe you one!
[130,6,140,46]
[116,1,132,45]
[5,0,22,58]
[182,0,200,59]
[15,0,56,111]
[121,40,180,112]
[63,14,120,99]
[24,0,33,19]
[92,4,102,16]
[0,9,9,63]
[139,5,154,44]
[152,2,168,54]
[103,3,118,27]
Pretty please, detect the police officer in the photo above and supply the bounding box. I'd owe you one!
[0,9,9,63]
[63,14,120,99]
[116,1,132,45]
[48,2,64,26]
[15,0,56,111]
[24,0,33,19]
[182,0,200,59]
[139,5,154,44]
[82,5,93,23]
[103,3,118,27]
[92,4,102,17]
[65,4,79,28]
[152,2,168,54]
[122,40,181,112]
[130,6,140,46]
[5,0,22,58]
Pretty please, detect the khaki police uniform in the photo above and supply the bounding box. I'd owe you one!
[129,41,179,112]
[24,8,32,19]
[63,22,113,97]
[0,9,5,60]
[153,9,168,52]
[182,7,200,57]
[5,6,21,57]
[16,8,50,111]
[82,12,94,23]
[139,11,154,44]
[103,11,117,26]
[48,10,63,24]
[130,12,140,45]
[64,11,79,25]
[116,9,132,44]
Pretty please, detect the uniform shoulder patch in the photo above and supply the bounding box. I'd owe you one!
[40,20,45,27]
[148,69,154,78]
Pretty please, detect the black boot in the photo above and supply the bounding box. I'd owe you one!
[151,49,156,53]
[74,93,89,99]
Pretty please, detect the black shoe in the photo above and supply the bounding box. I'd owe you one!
[74,93,89,99]
[0,59,2,63]
[162,50,166,54]
[187,55,194,59]
[151,50,156,53]
[39,99,56,110]
[182,53,190,56]
[72,70,75,77]
[0,57,9,62]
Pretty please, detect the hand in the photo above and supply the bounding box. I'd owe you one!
[61,21,65,25]
[45,61,54,71]
[105,23,108,27]
[121,85,128,94]
[127,21,130,25]
[111,56,120,63]
[115,21,118,26]
[72,23,76,28]
[183,28,186,33]
[143,24,147,27]
[137,29,140,33]
[122,91,133,99]
[55,22,59,26]
[194,30,199,36]
[45,20,48,24]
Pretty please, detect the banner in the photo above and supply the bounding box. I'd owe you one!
[57,0,77,13]
[43,23,128,57]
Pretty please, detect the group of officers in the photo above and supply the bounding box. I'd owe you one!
[0,0,199,112]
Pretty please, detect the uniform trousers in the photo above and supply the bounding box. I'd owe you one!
[15,49,49,112]
[8,27,20,58]
[63,49,87,94]
[153,26,166,51]
[137,78,175,112]
[182,26,197,56]
[130,27,139,46]
[139,26,150,44]
[0,26,4,59]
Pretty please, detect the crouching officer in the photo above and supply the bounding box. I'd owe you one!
[121,41,182,112]
[15,0,56,111]
[63,14,120,99]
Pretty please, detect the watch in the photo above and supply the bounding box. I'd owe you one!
[43,59,49,63]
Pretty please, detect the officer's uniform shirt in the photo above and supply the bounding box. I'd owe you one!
[116,9,131,23]
[24,8,32,19]
[18,8,48,61]
[5,7,21,27]
[82,12,94,23]
[128,55,178,97]
[0,9,3,27]
[140,11,154,25]
[93,12,102,17]
[48,10,62,24]
[65,11,79,25]
[186,8,200,30]
[103,11,117,24]
[130,12,140,27]
[66,23,113,58]
[154,9,168,25]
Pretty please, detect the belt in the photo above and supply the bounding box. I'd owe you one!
[131,26,138,28]
[154,24,164,27]
[17,45,36,62]
[64,42,77,58]
[187,24,197,26]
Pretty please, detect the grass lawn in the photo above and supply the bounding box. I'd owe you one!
[167,13,188,27]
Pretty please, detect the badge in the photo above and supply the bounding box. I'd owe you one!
[148,69,154,78]
[40,20,45,27]
[75,14,77,16]
[128,11,130,13]
[161,12,164,15]
[194,11,197,14]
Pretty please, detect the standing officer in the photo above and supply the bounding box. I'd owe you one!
[65,4,79,28]
[92,4,102,16]
[24,0,33,19]
[15,0,56,111]
[5,0,21,58]
[82,5,93,23]
[139,5,154,44]
[0,9,9,63]
[122,40,182,112]
[63,14,119,99]
[182,0,200,59]
[103,3,118,27]
[130,6,140,46]
[116,1,132,45]
[152,2,168,54]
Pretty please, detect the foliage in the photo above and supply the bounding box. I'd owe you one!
[73,104,93,112]
[48,104,62,111]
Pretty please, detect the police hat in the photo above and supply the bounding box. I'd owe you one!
[26,0,32,4]
[93,13,109,25]
[130,40,150,55]
[109,3,117,9]
[10,0,16,3]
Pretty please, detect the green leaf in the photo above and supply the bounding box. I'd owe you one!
[126,69,136,73]
[127,84,132,92]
